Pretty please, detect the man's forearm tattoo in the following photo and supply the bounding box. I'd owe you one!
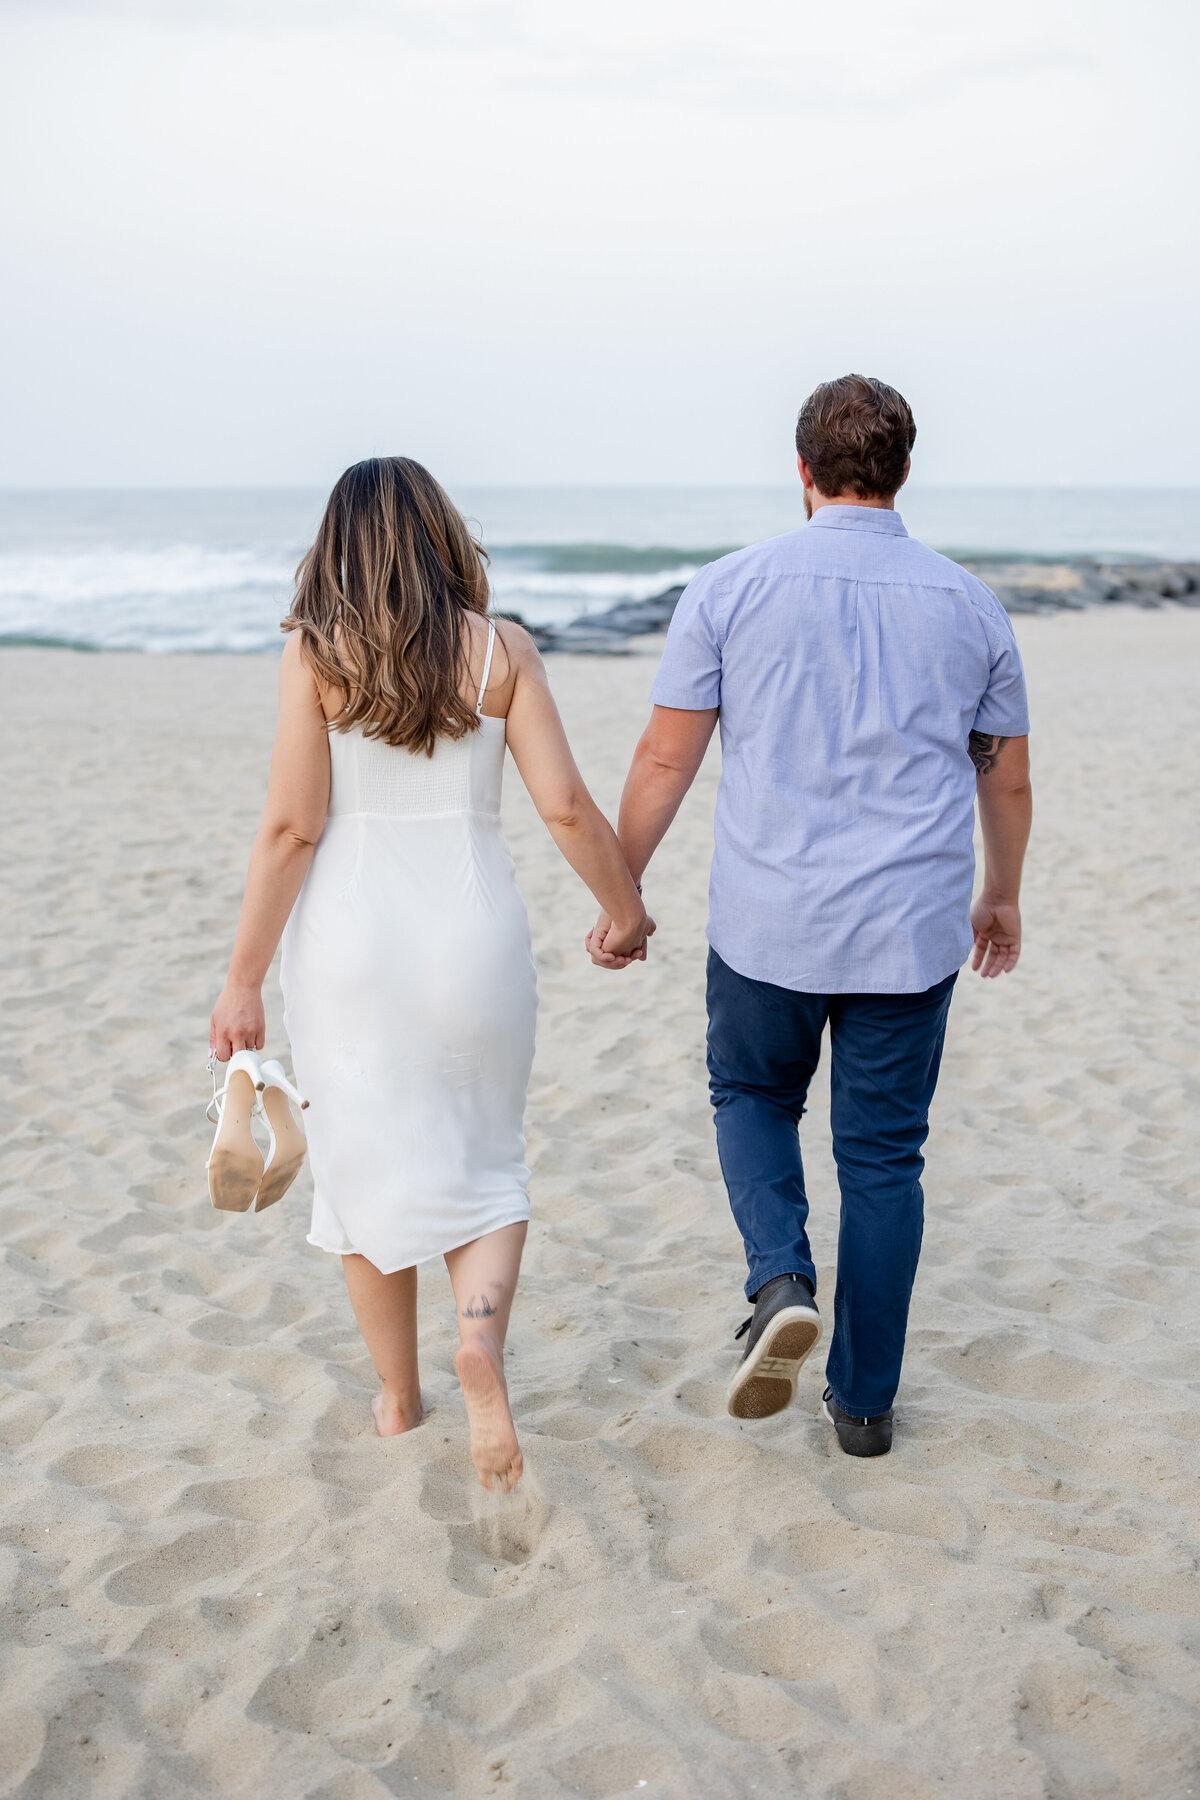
[969,730,1008,776]
[461,1294,497,1319]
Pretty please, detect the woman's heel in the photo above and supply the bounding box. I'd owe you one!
[254,1058,309,1212]
[206,1050,266,1212]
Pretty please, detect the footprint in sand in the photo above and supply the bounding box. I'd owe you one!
[470,1475,549,1566]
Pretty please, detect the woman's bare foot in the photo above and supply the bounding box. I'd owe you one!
[371,1389,422,1437]
[455,1336,523,1492]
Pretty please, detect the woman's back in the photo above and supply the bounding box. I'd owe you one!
[326,715,505,820]
[322,615,509,823]
[282,616,538,1275]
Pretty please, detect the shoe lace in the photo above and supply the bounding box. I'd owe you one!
[733,1316,753,1341]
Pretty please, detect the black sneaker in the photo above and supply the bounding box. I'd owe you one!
[821,1387,893,1457]
[726,1274,821,1420]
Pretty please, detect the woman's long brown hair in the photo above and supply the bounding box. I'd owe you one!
[283,457,490,755]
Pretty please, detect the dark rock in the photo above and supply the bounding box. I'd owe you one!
[1105,563,1197,599]
[496,585,686,655]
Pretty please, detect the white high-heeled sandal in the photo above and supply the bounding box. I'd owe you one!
[253,1059,309,1212]
[206,1050,266,1212]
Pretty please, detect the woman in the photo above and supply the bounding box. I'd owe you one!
[209,458,650,1492]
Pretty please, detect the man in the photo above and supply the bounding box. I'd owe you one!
[589,375,1032,1457]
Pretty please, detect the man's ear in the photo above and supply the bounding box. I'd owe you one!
[896,456,911,492]
[797,455,815,490]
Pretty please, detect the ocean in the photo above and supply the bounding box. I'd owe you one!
[1,485,1198,654]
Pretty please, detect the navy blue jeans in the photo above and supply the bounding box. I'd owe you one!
[706,949,956,1417]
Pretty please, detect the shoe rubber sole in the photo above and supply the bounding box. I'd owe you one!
[726,1306,822,1420]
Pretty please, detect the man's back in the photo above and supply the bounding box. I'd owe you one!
[650,504,1029,993]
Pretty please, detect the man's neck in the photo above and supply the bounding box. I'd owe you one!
[809,490,896,513]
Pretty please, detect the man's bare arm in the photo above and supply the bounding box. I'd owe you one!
[587,705,719,968]
[971,733,1032,978]
[968,729,1008,776]
[618,706,719,883]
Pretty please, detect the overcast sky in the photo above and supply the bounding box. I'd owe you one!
[1,0,1197,488]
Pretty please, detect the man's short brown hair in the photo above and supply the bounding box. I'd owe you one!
[795,375,916,499]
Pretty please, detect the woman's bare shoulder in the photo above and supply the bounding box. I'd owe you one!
[280,629,340,717]
[462,610,536,655]
[279,630,312,686]
[466,612,544,713]
[492,615,545,676]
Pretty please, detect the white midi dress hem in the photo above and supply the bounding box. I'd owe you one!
[305,1201,531,1275]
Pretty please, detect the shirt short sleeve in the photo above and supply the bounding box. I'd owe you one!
[649,564,724,710]
[970,586,1031,736]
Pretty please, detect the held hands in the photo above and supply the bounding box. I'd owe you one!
[586,907,656,971]
[970,895,1022,978]
[209,983,266,1062]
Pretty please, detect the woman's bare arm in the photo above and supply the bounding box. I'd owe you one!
[209,637,332,1058]
[501,623,650,963]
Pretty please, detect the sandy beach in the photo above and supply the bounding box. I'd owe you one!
[1,606,1198,1799]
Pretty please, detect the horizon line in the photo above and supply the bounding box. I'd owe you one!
[2,481,1199,497]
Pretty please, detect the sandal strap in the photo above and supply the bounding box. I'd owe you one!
[205,1058,262,1126]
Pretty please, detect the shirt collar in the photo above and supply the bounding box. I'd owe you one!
[807,504,908,537]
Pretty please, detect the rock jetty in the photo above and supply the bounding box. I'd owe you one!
[500,558,1200,653]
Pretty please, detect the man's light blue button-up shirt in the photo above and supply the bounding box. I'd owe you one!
[649,505,1030,994]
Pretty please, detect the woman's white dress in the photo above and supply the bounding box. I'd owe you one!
[280,625,537,1273]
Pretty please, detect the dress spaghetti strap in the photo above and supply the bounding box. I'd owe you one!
[476,619,497,715]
